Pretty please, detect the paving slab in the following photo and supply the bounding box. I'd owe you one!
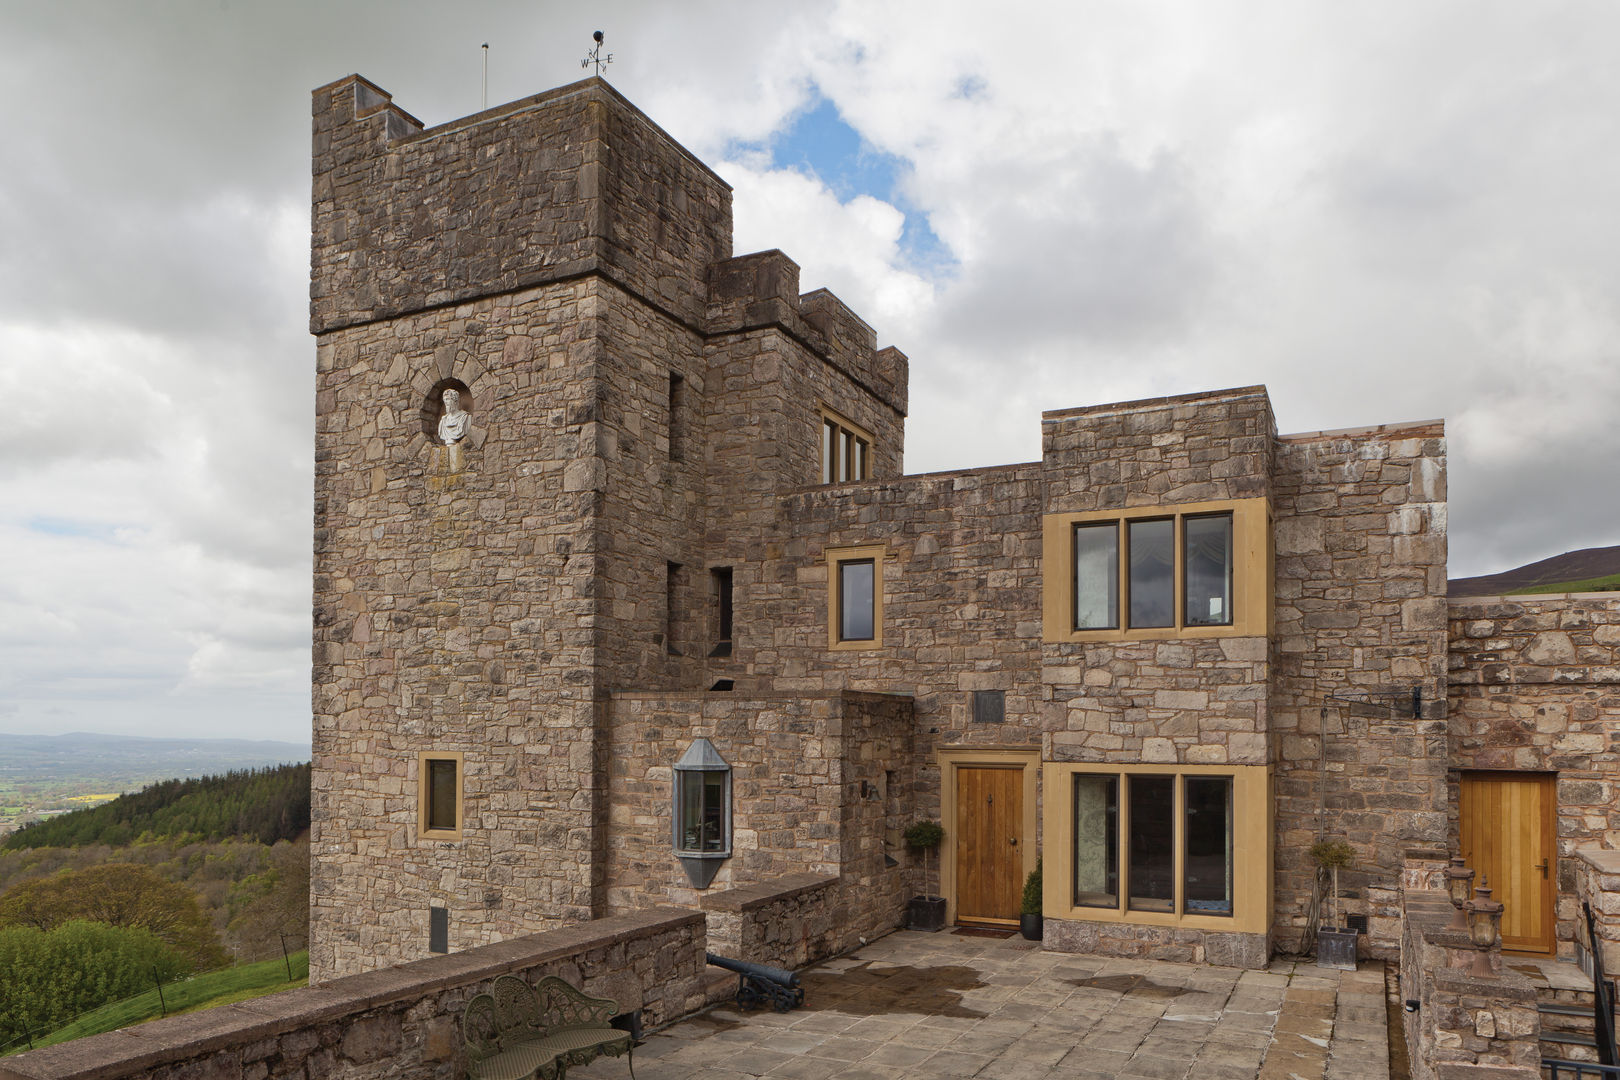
[569,931,1391,1080]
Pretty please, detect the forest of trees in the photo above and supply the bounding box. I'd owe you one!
[3,763,310,849]
[0,765,311,1050]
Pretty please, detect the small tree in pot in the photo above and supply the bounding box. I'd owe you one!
[1312,838,1358,970]
[904,820,947,931]
[1019,857,1044,941]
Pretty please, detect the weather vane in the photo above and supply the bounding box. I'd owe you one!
[581,30,612,76]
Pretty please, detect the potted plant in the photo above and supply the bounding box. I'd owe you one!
[1312,838,1358,970]
[904,820,947,931]
[1019,857,1044,941]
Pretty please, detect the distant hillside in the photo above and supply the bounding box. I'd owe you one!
[2,763,310,849]
[0,733,308,786]
[1449,544,1620,597]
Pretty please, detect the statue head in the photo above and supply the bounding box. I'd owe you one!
[442,388,463,414]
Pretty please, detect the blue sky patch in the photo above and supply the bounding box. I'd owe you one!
[26,517,122,543]
[746,92,956,274]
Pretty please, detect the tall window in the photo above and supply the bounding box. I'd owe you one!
[1070,772,1233,918]
[710,566,733,657]
[820,409,872,484]
[418,752,464,840]
[839,559,875,642]
[1071,511,1234,633]
[827,546,885,650]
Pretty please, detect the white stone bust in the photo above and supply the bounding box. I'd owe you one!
[438,389,470,444]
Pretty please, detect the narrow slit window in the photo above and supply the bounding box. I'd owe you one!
[668,372,687,461]
[710,567,733,656]
[665,561,681,655]
[418,752,464,840]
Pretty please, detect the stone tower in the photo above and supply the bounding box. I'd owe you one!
[309,75,908,981]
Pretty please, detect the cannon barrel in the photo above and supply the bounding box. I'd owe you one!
[705,952,800,988]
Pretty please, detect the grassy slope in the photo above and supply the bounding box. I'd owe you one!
[1511,572,1620,595]
[7,951,309,1055]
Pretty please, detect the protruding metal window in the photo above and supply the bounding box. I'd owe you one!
[673,738,731,888]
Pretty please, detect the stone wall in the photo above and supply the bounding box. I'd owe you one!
[702,873,841,970]
[1571,850,1620,974]
[603,691,912,925]
[1271,420,1451,955]
[0,908,705,1080]
[311,76,731,334]
[1399,860,1540,1080]
[1448,594,1620,951]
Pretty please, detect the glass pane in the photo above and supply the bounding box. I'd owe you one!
[427,759,457,832]
[1184,514,1234,627]
[700,772,726,852]
[1184,776,1233,916]
[840,560,875,641]
[822,421,835,484]
[1073,523,1118,630]
[1128,519,1174,628]
[1128,775,1174,912]
[1072,774,1118,908]
[678,772,702,851]
[853,437,867,480]
[839,431,853,482]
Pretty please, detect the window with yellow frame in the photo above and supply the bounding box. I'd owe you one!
[418,751,464,841]
[826,545,885,650]
[1042,762,1271,935]
[1041,498,1271,642]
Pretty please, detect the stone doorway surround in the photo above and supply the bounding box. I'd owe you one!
[937,746,1039,927]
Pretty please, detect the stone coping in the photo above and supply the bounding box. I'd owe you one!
[700,873,837,914]
[780,459,1040,496]
[1449,593,1620,605]
[608,689,913,704]
[0,907,702,1080]
[1575,849,1620,875]
[1277,417,1444,442]
[1040,385,1269,422]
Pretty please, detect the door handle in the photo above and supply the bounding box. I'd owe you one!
[1537,859,1549,879]
[1009,838,1017,846]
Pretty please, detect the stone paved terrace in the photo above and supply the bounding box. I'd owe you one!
[572,929,1392,1080]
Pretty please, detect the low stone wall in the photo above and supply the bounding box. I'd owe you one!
[1572,849,1620,974]
[1042,918,1270,970]
[0,908,705,1080]
[702,872,841,970]
[1400,865,1540,1080]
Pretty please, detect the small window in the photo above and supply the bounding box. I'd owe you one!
[673,738,731,889]
[820,409,872,484]
[665,562,681,655]
[668,372,687,461]
[972,690,1005,724]
[839,560,875,642]
[418,752,464,840]
[827,546,885,650]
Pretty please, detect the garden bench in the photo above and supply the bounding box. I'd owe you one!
[462,974,634,1080]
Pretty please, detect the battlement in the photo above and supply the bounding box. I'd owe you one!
[311,76,733,335]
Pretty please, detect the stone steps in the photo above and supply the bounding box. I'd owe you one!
[1537,990,1617,1064]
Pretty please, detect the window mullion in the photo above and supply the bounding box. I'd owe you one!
[1174,775,1186,917]
[1174,514,1186,632]
[1118,773,1130,916]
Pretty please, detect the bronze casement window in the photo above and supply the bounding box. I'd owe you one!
[1071,773,1233,917]
[418,752,464,840]
[826,545,886,650]
[1073,511,1234,632]
[820,409,872,484]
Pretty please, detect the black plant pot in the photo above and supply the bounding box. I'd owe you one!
[1316,927,1357,971]
[1019,913,1043,941]
[908,895,947,932]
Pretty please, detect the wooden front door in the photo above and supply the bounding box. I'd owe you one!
[955,766,1024,925]
[1460,771,1557,955]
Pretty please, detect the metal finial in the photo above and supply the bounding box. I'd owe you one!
[581,30,613,76]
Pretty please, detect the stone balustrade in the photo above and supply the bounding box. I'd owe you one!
[1400,855,1540,1080]
[0,907,705,1080]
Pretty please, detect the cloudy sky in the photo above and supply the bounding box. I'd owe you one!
[1,1,1615,746]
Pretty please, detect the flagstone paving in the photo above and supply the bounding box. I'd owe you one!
[571,929,1391,1080]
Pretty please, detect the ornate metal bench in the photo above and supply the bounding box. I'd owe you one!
[462,974,634,1080]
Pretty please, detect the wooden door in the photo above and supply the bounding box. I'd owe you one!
[1459,772,1556,955]
[955,766,1023,925]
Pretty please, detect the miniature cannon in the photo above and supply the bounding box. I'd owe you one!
[705,951,805,1012]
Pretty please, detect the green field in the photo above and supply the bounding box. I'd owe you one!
[1513,573,1620,595]
[5,951,309,1055]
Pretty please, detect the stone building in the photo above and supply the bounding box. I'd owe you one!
[309,72,1617,987]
